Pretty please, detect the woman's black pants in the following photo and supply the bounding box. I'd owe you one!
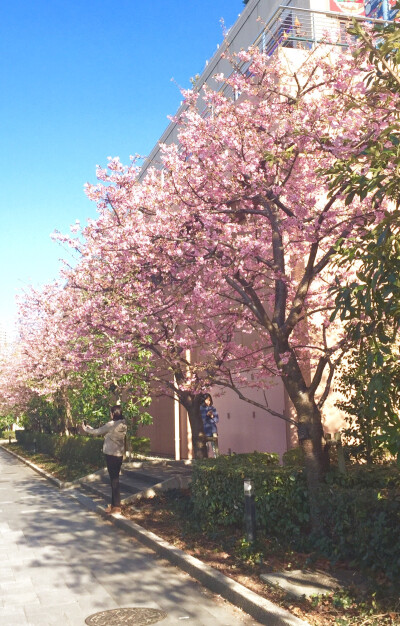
[105,454,123,507]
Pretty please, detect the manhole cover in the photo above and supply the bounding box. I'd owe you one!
[85,607,167,625]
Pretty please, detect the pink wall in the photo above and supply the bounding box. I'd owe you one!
[211,380,288,459]
[137,379,347,460]
[137,394,175,457]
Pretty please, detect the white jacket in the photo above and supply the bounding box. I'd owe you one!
[82,419,127,457]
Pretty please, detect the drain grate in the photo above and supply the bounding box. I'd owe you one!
[85,607,167,625]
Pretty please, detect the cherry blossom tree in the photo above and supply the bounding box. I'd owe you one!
[52,208,268,457]
[0,280,152,434]
[79,40,399,511]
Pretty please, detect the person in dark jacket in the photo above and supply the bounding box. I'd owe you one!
[200,393,219,457]
[80,405,127,514]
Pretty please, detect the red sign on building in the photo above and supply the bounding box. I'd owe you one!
[330,0,365,15]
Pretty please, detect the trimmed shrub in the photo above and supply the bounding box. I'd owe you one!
[15,431,151,467]
[325,463,400,489]
[129,436,151,456]
[191,455,400,579]
[191,453,309,543]
[282,446,305,467]
[57,436,104,466]
[15,431,61,456]
[315,485,400,580]
[15,430,28,445]
[283,445,338,467]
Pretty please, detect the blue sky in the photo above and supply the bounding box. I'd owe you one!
[0,0,243,334]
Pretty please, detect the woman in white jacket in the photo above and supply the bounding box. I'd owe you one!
[81,405,127,514]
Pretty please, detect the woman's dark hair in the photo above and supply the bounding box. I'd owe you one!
[111,405,124,421]
[201,393,213,404]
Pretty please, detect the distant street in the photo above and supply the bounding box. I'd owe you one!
[0,447,259,625]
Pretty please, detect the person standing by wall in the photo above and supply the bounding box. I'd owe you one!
[200,393,219,458]
[80,405,127,514]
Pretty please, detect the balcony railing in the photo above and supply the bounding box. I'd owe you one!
[218,5,391,102]
[256,5,389,56]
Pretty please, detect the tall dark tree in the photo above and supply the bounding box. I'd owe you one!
[328,8,400,464]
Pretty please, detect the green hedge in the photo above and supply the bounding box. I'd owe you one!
[57,437,104,466]
[15,431,150,466]
[325,464,400,489]
[1,430,15,440]
[192,454,308,544]
[128,436,151,456]
[315,485,400,580]
[191,454,400,579]
[16,431,61,457]
[282,446,305,467]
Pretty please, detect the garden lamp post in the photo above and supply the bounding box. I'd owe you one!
[244,478,256,543]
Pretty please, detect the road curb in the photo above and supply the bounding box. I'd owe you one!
[0,444,310,626]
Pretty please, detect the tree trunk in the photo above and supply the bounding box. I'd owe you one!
[179,391,207,459]
[109,380,121,406]
[296,403,328,535]
[281,351,329,534]
[60,388,76,435]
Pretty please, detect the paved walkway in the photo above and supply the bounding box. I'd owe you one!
[0,447,259,625]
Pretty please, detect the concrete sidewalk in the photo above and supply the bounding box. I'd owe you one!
[0,447,261,625]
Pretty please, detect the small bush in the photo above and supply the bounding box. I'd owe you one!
[57,436,104,466]
[191,453,309,544]
[15,430,27,445]
[128,436,151,456]
[283,445,338,467]
[315,485,400,580]
[282,447,305,467]
[15,431,60,456]
[2,430,15,440]
[15,430,151,466]
[325,463,400,489]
